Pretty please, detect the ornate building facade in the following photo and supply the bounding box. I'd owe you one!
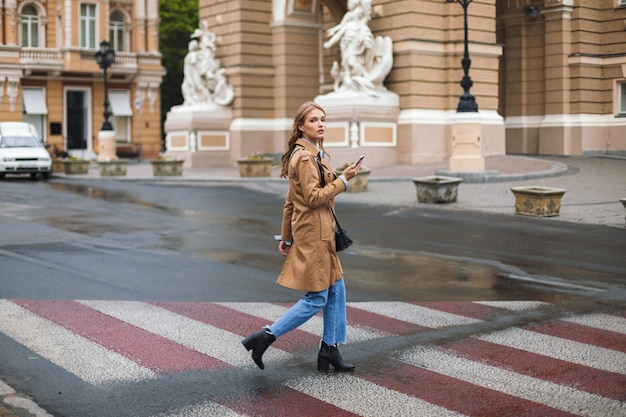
[195,0,626,168]
[0,0,164,159]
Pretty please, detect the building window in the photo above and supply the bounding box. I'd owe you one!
[20,5,40,47]
[109,11,127,52]
[80,3,97,49]
[22,87,48,141]
[109,90,133,142]
[619,82,626,115]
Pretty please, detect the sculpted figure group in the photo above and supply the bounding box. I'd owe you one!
[324,0,393,96]
[181,21,234,107]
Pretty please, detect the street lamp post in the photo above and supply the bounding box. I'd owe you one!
[447,0,478,113]
[94,41,117,161]
[95,41,115,131]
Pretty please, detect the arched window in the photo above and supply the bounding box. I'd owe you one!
[21,5,39,47]
[109,11,126,52]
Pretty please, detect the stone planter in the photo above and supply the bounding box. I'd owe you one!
[236,158,273,177]
[511,186,567,217]
[97,160,128,176]
[150,159,184,176]
[336,169,371,192]
[412,176,463,203]
[63,160,89,175]
[52,160,65,174]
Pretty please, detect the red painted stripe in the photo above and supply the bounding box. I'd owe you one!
[411,301,499,321]
[14,300,228,372]
[524,320,626,353]
[217,385,360,417]
[153,302,318,352]
[346,305,429,334]
[446,338,626,401]
[362,357,577,417]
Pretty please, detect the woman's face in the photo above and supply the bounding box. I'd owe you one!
[299,108,326,144]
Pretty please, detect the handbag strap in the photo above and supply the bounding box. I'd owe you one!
[314,156,342,227]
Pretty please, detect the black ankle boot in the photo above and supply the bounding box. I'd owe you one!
[242,330,276,370]
[317,341,355,372]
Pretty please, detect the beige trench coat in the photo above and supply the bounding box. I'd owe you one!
[276,139,347,292]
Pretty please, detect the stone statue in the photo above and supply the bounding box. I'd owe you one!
[180,21,234,108]
[323,0,393,96]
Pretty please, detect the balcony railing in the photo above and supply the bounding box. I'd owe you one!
[20,47,137,66]
[20,47,63,64]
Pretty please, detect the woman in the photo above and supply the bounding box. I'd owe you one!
[242,101,363,371]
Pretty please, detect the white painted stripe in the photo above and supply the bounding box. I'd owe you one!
[285,373,464,417]
[153,400,246,417]
[478,327,626,374]
[218,302,388,342]
[0,300,155,385]
[475,301,549,311]
[562,313,626,335]
[79,300,291,367]
[347,301,480,328]
[401,346,626,417]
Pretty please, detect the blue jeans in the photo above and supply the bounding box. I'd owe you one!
[268,279,347,345]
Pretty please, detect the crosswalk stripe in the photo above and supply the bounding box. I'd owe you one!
[563,313,626,335]
[399,345,626,417]
[154,301,321,353]
[14,299,229,372]
[361,356,574,417]
[475,300,548,311]
[0,300,155,385]
[285,373,464,417]
[79,300,292,368]
[446,338,626,400]
[477,327,626,374]
[153,400,246,417]
[218,302,388,342]
[523,317,626,353]
[217,384,362,417]
[346,301,481,328]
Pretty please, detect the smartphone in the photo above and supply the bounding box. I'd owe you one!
[355,155,365,164]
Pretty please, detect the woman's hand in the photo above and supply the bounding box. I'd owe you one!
[341,160,363,181]
[278,240,291,257]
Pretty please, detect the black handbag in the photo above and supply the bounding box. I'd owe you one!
[331,207,353,252]
[315,156,353,252]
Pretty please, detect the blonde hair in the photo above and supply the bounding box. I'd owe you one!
[279,101,328,178]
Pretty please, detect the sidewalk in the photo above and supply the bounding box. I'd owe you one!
[51,154,626,227]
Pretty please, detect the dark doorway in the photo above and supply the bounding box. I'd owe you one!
[66,90,87,150]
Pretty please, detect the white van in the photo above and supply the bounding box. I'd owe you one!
[0,122,52,180]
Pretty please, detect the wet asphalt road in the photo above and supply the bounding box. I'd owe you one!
[1,177,624,305]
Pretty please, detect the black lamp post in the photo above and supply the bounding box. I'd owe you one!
[94,41,116,131]
[447,0,478,112]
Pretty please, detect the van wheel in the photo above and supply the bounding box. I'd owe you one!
[42,172,50,180]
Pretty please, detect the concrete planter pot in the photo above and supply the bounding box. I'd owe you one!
[236,158,273,177]
[511,186,567,217]
[336,169,371,192]
[97,160,128,176]
[150,159,184,176]
[63,160,89,175]
[52,160,65,173]
[412,175,463,203]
